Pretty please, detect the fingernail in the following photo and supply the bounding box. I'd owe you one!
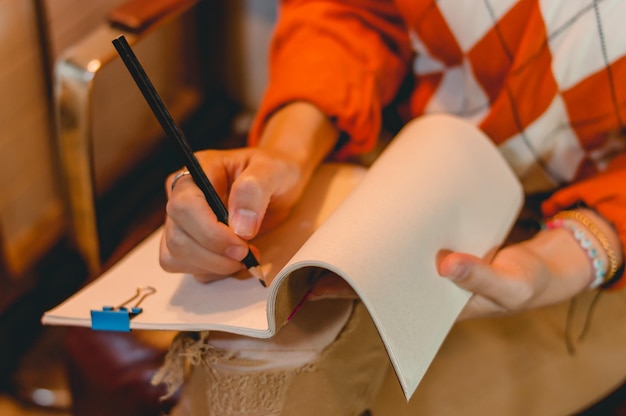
[449,262,469,280]
[225,245,248,261]
[231,209,258,238]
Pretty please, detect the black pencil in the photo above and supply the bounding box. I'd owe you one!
[112,35,265,286]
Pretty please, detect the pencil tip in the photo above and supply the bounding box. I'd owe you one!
[248,266,266,287]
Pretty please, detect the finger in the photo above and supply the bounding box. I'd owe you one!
[226,154,299,239]
[166,183,249,258]
[166,169,193,198]
[227,173,272,240]
[438,253,501,294]
[159,229,244,281]
[309,273,358,300]
[438,252,511,318]
[438,251,533,311]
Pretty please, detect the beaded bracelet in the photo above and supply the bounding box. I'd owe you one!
[544,218,605,288]
[545,210,619,289]
[552,210,620,283]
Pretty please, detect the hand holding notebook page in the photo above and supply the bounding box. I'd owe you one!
[42,114,524,399]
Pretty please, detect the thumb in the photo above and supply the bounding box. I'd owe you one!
[228,171,271,240]
[438,250,527,309]
[438,251,495,293]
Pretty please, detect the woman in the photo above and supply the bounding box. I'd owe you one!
[159,1,626,414]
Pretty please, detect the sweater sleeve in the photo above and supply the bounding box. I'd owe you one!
[248,0,412,158]
[542,153,626,289]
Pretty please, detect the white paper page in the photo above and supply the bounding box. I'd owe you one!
[41,233,271,334]
[269,114,524,399]
[42,163,367,336]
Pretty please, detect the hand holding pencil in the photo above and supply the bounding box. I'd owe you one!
[161,146,312,284]
[112,36,337,286]
[112,35,271,283]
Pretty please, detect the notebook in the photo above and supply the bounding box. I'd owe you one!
[42,114,523,399]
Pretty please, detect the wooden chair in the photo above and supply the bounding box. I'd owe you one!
[52,1,214,414]
[54,0,204,276]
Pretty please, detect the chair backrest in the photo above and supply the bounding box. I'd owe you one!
[54,0,205,275]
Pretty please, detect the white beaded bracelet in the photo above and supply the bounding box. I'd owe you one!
[545,217,607,289]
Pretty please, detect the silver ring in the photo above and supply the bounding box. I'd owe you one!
[170,170,191,192]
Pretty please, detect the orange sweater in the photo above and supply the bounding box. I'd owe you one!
[249,0,626,287]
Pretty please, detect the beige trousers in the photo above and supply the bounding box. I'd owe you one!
[179,299,388,416]
[165,287,626,416]
[375,288,626,415]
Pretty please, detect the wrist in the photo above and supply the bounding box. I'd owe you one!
[523,227,594,293]
[537,208,624,289]
[257,101,339,181]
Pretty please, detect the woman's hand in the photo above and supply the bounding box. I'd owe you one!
[437,231,589,320]
[308,228,593,309]
[159,102,339,283]
[160,147,308,283]
[438,209,622,320]
[310,209,623,321]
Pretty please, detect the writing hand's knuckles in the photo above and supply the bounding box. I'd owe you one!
[163,228,191,258]
[158,244,196,274]
[165,192,197,220]
[159,246,240,279]
[159,251,179,273]
[192,273,226,284]
[206,264,241,279]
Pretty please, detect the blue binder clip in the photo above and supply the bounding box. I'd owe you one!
[91,286,156,331]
